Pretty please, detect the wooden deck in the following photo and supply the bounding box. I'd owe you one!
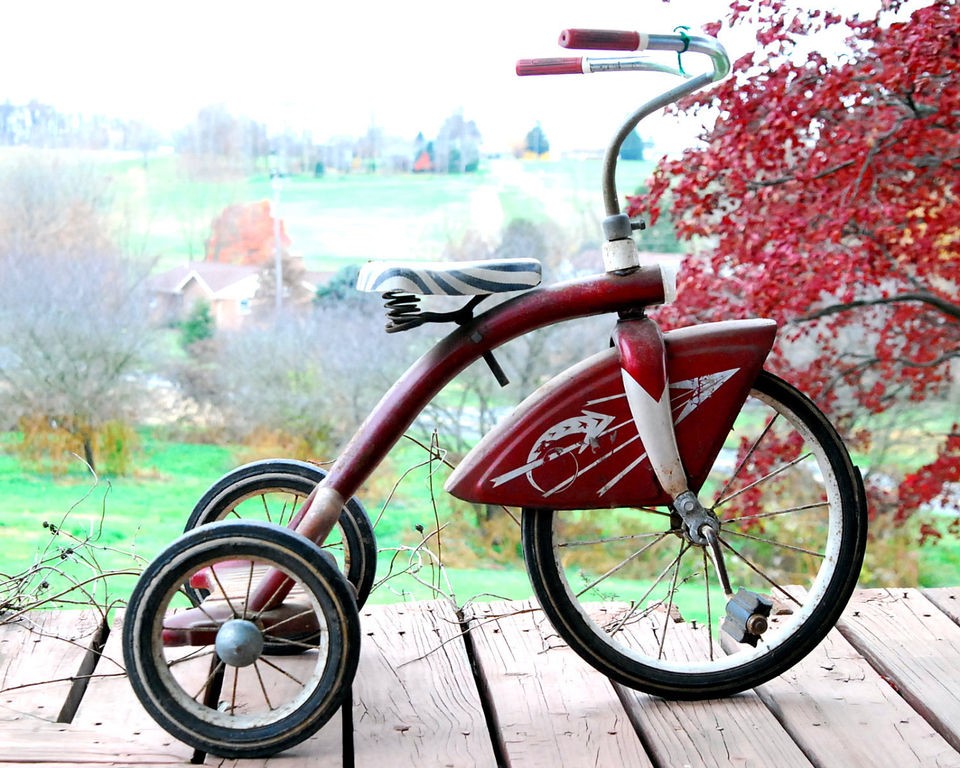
[3,588,960,766]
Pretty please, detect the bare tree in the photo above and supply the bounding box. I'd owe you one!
[208,293,414,455]
[434,111,481,173]
[175,104,269,179]
[0,154,154,471]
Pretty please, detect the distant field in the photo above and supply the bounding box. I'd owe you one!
[111,154,657,272]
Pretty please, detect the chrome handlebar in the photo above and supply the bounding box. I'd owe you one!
[517,31,731,217]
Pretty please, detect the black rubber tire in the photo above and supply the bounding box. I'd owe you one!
[184,459,376,607]
[123,521,360,758]
[521,371,867,699]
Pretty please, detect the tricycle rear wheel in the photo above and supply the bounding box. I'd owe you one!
[185,459,377,607]
[123,521,359,758]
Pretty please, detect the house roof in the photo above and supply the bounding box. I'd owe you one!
[149,261,334,300]
[149,262,261,297]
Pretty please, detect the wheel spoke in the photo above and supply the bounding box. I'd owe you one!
[262,607,320,636]
[723,500,828,526]
[573,531,672,598]
[634,506,673,517]
[703,548,715,662]
[257,655,309,687]
[261,635,322,651]
[603,543,692,636]
[252,661,275,711]
[715,411,779,503]
[229,665,239,716]
[286,494,303,526]
[657,540,688,660]
[243,560,255,620]
[209,564,241,619]
[259,493,273,524]
[166,647,217,667]
[559,530,674,548]
[715,452,813,509]
[722,528,825,558]
[252,577,293,623]
[718,536,803,606]
[191,659,225,703]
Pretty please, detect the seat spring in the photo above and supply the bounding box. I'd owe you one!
[381,291,489,333]
[383,291,422,333]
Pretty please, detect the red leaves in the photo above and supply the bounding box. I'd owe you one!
[702,20,723,38]
[640,0,960,531]
[919,523,943,546]
[205,201,290,265]
[898,430,960,525]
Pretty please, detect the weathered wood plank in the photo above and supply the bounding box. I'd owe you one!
[613,613,814,768]
[350,600,497,768]
[209,710,344,768]
[3,592,960,766]
[925,587,960,626]
[72,610,345,766]
[838,588,960,754]
[465,600,652,767]
[755,628,960,768]
[68,610,199,762]
[619,687,816,767]
[0,720,194,764]
[0,610,104,723]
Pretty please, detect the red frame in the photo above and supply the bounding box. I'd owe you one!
[167,267,673,622]
[166,265,775,622]
[319,266,669,504]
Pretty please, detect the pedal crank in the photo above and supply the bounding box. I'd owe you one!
[700,523,733,598]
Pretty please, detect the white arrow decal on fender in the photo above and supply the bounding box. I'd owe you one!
[491,368,742,496]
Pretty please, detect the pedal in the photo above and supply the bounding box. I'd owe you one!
[721,588,773,647]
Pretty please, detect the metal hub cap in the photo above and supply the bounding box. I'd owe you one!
[215,619,264,667]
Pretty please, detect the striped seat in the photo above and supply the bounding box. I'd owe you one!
[356,258,542,296]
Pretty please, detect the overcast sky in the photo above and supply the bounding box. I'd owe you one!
[1,0,905,154]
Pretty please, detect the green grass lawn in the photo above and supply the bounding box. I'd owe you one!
[0,431,539,612]
[0,428,729,620]
[3,426,958,623]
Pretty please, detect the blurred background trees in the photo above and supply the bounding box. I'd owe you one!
[0,155,153,473]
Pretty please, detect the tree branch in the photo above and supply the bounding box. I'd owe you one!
[890,351,960,369]
[745,160,856,191]
[796,292,960,323]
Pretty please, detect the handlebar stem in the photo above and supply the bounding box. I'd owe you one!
[517,31,729,269]
[602,34,728,217]
[601,70,715,217]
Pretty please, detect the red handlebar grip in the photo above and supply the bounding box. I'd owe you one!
[559,28,642,51]
[516,57,585,76]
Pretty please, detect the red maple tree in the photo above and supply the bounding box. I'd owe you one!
[632,1,959,530]
[205,200,290,265]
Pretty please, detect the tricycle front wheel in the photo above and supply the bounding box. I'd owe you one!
[522,372,867,698]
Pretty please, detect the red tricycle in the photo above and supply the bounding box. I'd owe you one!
[122,27,867,758]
